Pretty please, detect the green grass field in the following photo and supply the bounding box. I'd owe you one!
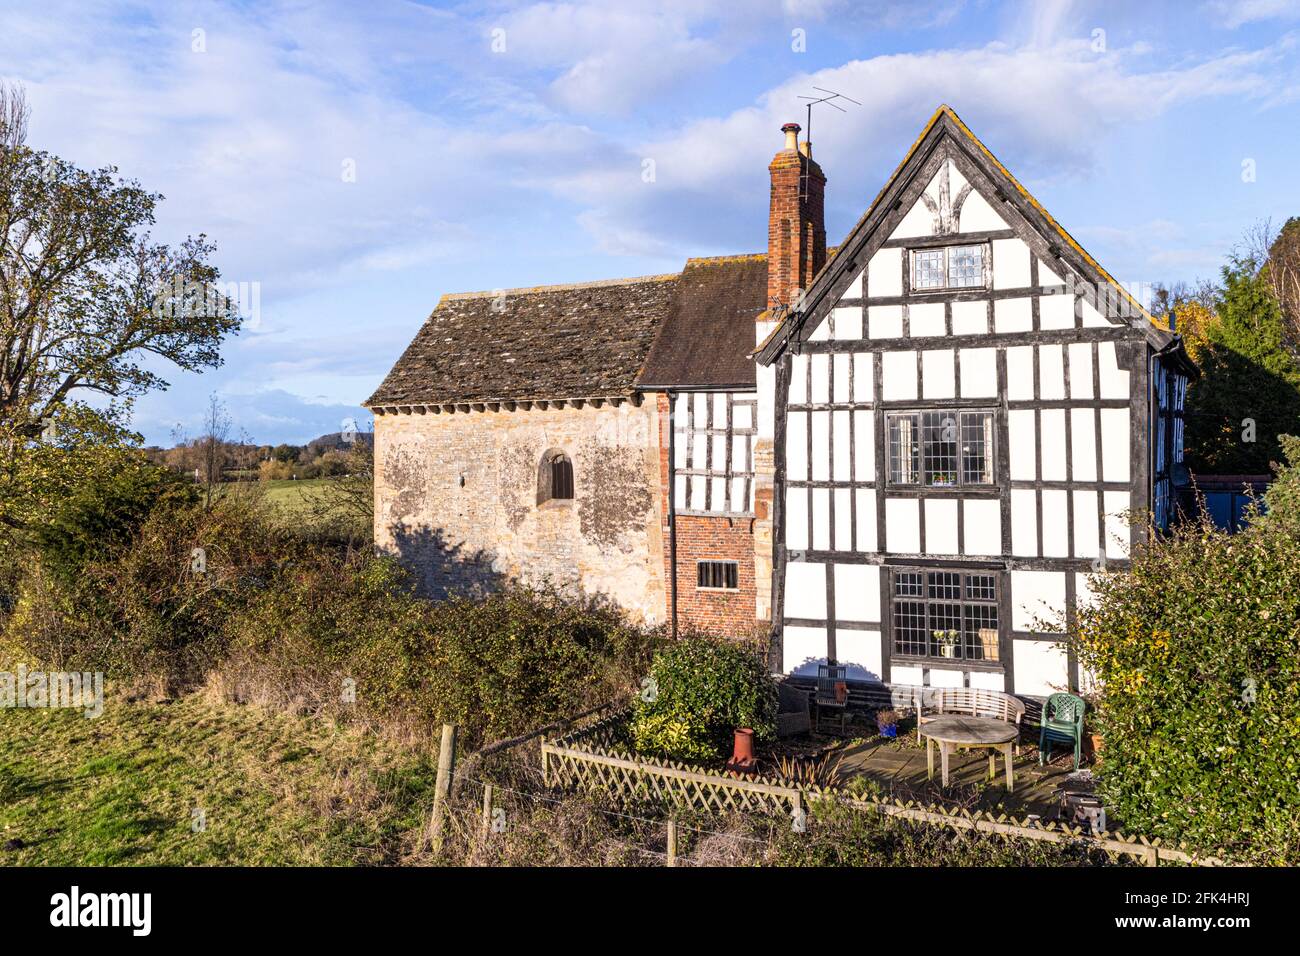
[0,698,435,866]
[256,478,330,516]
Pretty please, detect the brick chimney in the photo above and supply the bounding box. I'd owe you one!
[767,122,827,311]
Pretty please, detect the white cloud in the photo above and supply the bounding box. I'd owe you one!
[1206,0,1300,28]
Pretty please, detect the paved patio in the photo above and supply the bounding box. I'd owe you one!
[833,729,1095,822]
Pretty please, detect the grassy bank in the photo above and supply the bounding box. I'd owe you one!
[0,697,435,866]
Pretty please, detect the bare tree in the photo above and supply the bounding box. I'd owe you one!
[1267,218,1300,358]
[197,393,232,508]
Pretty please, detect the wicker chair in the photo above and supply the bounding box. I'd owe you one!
[915,687,1026,742]
[815,664,850,735]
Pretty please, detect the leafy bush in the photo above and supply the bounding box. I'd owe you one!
[1070,437,1300,864]
[630,636,777,763]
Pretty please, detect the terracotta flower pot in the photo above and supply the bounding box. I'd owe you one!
[1085,732,1104,762]
[726,728,757,775]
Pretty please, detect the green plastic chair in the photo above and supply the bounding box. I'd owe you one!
[1039,692,1086,769]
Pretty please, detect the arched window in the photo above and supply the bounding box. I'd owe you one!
[538,449,574,504]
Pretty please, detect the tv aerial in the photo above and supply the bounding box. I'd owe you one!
[796,87,860,199]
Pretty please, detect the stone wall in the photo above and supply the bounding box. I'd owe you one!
[374,400,666,623]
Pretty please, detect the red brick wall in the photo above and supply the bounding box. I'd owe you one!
[656,393,760,637]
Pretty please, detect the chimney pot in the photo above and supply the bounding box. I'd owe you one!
[799,140,811,158]
[781,122,801,151]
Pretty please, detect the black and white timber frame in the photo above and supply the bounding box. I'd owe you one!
[755,106,1195,698]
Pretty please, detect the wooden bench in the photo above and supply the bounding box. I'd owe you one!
[915,687,1025,743]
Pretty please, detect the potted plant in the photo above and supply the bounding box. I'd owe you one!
[933,628,959,659]
[875,708,899,738]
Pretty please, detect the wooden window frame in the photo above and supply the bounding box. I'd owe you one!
[889,568,1001,664]
[908,242,990,294]
[885,408,997,489]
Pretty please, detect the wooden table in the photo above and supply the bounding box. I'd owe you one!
[922,715,1019,791]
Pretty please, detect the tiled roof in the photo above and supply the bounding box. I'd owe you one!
[636,254,767,390]
[365,273,679,408]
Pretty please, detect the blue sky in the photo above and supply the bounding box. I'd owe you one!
[3,0,1298,445]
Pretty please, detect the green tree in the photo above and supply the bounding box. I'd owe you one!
[0,83,239,535]
[1185,254,1300,473]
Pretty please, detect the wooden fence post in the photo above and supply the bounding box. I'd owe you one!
[480,783,494,841]
[666,820,677,867]
[429,723,458,854]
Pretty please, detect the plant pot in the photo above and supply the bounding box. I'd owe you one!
[725,727,757,775]
[939,644,956,659]
[880,724,898,738]
[1085,732,1104,762]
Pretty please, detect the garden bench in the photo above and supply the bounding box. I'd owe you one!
[915,687,1025,743]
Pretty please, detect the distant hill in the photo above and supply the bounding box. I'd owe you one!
[304,430,374,456]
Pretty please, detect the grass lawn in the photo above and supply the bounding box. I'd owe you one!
[256,477,330,516]
[0,697,436,866]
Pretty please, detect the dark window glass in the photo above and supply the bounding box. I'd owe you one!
[697,560,739,590]
[550,455,574,500]
[891,569,999,662]
[887,411,994,487]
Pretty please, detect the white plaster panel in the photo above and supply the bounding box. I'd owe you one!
[1039,292,1075,330]
[1038,260,1063,285]
[909,302,946,337]
[839,270,864,302]
[1100,408,1130,482]
[853,411,874,481]
[810,411,829,481]
[785,562,827,619]
[834,564,880,622]
[1038,345,1066,400]
[882,350,918,401]
[921,349,956,399]
[1070,408,1098,482]
[834,487,852,552]
[1010,488,1038,556]
[1098,342,1130,398]
[789,354,808,402]
[955,189,1006,232]
[951,300,988,335]
[993,296,1033,333]
[890,196,935,240]
[786,486,808,550]
[1041,488,1069,557]
[929,669,964,688]
[1104,491,1130,559]
[833,353,851,403]
[1008,409,1037,479]
[832,306,863,341]
[1013,640,1070,696]
[784,626,828,676]
[1040,409,1066,481]
[868,248,903,297]
[811,488,830,550]
[1006,346,1034,401]
[786,410,807,481]
[924,498,959,554]
[963,498,1002,555]
[885,497,921,553]
[869,305,904,339]
[852,353,873,402]
[1080,297,1115,328]
[959,348,998,397]
[1011,569,1067,631]
[810,354,830,403]
[836,630,883,682]
[891,664,923,686]
[1073,489,1100,558]
[1068,342,1094,398]
[855,489,877,552]
[832,410,851,482]
[992,237,1032,289]
[970,670,1006,692]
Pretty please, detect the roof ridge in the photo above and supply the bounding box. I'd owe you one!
[684,252,766,266]
[441,272,679,302]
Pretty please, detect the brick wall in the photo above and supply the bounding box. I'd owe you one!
[656,392,761,637]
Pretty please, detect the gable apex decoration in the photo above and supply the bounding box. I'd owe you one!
[756,104,1170,366]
